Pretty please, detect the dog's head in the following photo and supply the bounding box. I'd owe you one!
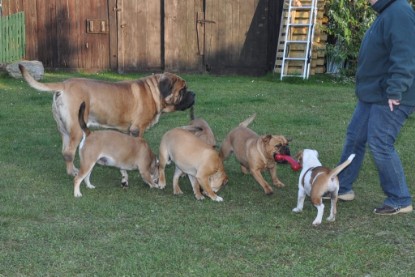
[298,149,319,168]
[149,155,160,186]
[262,135,291,158]
[158,72,195,112]
[209,169,228,193]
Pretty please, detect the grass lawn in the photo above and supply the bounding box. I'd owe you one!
[1,70,414,276]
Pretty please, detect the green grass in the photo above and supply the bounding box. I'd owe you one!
[1,70,415,276]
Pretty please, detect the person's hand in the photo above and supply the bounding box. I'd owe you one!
[389,99,400,111]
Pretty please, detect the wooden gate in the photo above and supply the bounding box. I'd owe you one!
[2,0,282,75]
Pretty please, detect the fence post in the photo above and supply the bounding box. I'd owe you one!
[0,11,26,63]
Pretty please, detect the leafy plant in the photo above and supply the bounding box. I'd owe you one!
[324,0,376,75]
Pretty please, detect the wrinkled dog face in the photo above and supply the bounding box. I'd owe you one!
[262,135,291,156]
[158,73,195,112]
[209,171,228,193]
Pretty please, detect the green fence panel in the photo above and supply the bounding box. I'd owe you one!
[0,12,25,63]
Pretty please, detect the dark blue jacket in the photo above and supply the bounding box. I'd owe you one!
[356,0,415,106]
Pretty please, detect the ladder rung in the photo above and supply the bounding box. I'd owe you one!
[288,6,316,10]
[286,40,308,43]
[284,57,308,61]
[288,23,312,27]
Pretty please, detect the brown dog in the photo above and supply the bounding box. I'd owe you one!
[73,102,159,197]
[158,126,227,202]
[220,114,290,195]
[293,149,355,226]
[171,109,217,196]
[19,64,195,176]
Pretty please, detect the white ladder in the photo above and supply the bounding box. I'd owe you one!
[280,0,318,80]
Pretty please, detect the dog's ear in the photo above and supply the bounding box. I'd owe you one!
[262,135,272,143]
[295,150,303,165]
[158,74,173,98]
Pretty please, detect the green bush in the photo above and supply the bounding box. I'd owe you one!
[324,0,415,76]
[324,0,376,75]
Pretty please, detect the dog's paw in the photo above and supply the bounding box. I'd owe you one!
[274,181,285,188]
[312,220,322,226]
[292,207,302,213]
[74,191,82,197]
[158,183,166,189]
[195,195,205,200]
[213,196,223,202]
[326,216,336,222]
[121,181,128,188]
[86,184,96,189]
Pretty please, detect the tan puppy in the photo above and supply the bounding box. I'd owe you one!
[293,149,355,226]
[73,102,159,197]
[158,127,227,202]
[220,114,290,195]
[172,109,217,196]
[19,64,195,176]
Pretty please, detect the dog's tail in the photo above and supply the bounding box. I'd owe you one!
[78,102,91,137]
[19,64,64,92]
[328,154,356,180]
[239,113,256,128]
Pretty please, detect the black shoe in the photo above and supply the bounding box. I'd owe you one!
[373,204,413,215]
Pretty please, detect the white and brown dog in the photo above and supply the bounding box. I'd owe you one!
[293,149,355,226]
[73,102,159,197]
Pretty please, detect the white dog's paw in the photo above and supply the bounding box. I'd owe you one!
[326,216,336,222]
[312,220,322,226]
[292,207,302,213]
[213,196,223,202]
[86,184,95,189]
[74,191,82,198]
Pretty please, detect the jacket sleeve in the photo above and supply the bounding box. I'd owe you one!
[384,9,415,100]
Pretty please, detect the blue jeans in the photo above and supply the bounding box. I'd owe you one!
[338,100,414,208]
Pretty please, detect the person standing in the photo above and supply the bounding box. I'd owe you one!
[336,0,415,215]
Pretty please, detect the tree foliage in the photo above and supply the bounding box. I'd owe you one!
[324,0,415,75]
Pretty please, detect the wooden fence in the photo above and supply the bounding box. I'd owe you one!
[1,0,289,75]
[0,11,25,63]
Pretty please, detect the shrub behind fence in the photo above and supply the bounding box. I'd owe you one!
[0,11,25,63]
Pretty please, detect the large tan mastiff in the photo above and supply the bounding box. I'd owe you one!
[19,64,195,176]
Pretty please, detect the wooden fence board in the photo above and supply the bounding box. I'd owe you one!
[2,0,289,75]
[0,11,25,63]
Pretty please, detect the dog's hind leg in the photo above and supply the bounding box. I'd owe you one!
[312,202,325,226]
[327,195,338,222]
[83,171,96,189]
[120,170,129,188]
[53,92,80,176]
[172,167,184,195]
[74,164,95,197]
